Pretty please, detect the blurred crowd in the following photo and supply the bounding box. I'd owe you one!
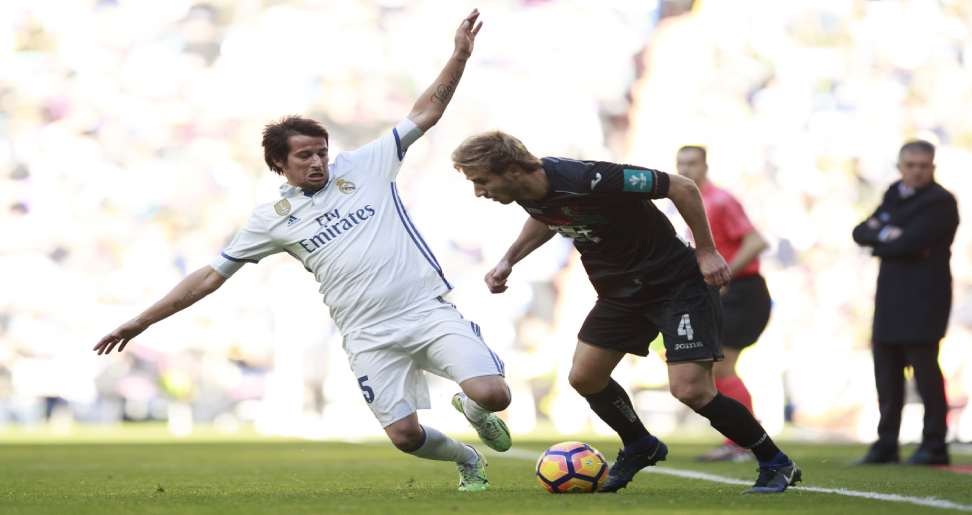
[1,0,970,444]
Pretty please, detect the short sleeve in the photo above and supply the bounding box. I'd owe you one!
[720,195,755,240]
[210,210,282,278]
[338,119,424,182]
[586,161,670,199]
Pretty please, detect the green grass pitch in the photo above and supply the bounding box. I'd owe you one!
[1,431,970,514]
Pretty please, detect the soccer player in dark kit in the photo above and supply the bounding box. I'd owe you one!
[676,145,772,463]
[451,131,801,494]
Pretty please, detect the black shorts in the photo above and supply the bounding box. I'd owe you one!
[720,274,771,350]
[578,277,724,363]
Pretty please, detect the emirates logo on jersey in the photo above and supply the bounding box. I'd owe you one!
[298,205,377,254]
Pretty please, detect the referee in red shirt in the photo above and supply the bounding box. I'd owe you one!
[677,145,771,462]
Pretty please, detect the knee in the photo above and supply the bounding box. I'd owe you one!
[386,423,425,452]
[568,369,607,396]
[469,384,511,412]
[670,382,716,411]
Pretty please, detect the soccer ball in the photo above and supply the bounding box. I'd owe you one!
[535,441,608,493]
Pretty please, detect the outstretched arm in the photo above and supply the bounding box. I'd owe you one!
[93,266,227,355]
[667,174,732,287]
[485,217,556,293]
[407,9,483,132]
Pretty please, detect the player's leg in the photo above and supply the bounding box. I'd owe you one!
[903,342,949,465]
[454,321,511,414]
[713,275,771,409]
[570,339,669,493]
[668,361,782,459]
[571,297,669,492]
[454,374,512,452]
[452,375,512,453]
[701,275,772,462]
[459,375,511,412]
[696,348,754,461]
[662,281,798,493]
[385,413,488,492]
[667,361,799,493]
[573,297,663,451]
[348,344,487,491]
[385,412,473,460]
[417,315,512,453]
[569,340,659,451]
[669,360,776,451]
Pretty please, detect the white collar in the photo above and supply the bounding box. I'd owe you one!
[279,180,329,199]
[897,182,916,198]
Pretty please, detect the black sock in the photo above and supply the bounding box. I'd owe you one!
[695,393,781,463]
[582,379,651,447]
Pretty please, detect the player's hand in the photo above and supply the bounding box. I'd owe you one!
[696,248,732,288]
[453,9,483,61]
[93,319,148,355]
[484,259,511,294]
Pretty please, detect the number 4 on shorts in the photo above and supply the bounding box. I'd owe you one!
[677,313,694,341]
[358,375,375,403]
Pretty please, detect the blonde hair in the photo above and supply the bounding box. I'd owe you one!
[451,131,542,174]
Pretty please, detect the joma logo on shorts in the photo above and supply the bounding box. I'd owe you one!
[674,341,703,351]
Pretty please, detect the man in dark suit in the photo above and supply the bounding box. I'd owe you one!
[852,140,959,465]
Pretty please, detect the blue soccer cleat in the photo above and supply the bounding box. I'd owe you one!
[746,455,802,494]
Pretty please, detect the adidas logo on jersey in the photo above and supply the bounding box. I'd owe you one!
[287,215,300,226]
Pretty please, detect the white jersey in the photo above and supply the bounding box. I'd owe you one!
[210,119,452,345]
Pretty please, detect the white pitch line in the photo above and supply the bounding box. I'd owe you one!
[497,448,972,512]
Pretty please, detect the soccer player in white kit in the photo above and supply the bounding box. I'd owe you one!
[94,10,511,492]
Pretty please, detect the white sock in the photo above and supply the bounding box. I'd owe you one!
[409,425,477,464]
[462,395,490,423]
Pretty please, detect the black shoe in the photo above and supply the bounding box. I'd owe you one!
[746,458,802,494]
[853,443,899,465]
[906,447,949,466]
[597,440,668,493]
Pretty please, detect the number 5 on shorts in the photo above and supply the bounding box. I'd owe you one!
[677,313,694,341]
[358,375,375,404]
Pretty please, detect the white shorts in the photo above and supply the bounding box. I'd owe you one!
[344,298,506,428]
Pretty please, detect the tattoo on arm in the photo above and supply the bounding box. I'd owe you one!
[431,71,462,105]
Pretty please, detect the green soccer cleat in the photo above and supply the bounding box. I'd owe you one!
[457,445,489,492]
[452,392,512,452]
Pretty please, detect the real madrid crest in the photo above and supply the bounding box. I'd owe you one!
[336,179,357,194]
[274,198,292,216]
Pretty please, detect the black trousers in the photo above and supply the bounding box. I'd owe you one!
[873,341,948,450]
